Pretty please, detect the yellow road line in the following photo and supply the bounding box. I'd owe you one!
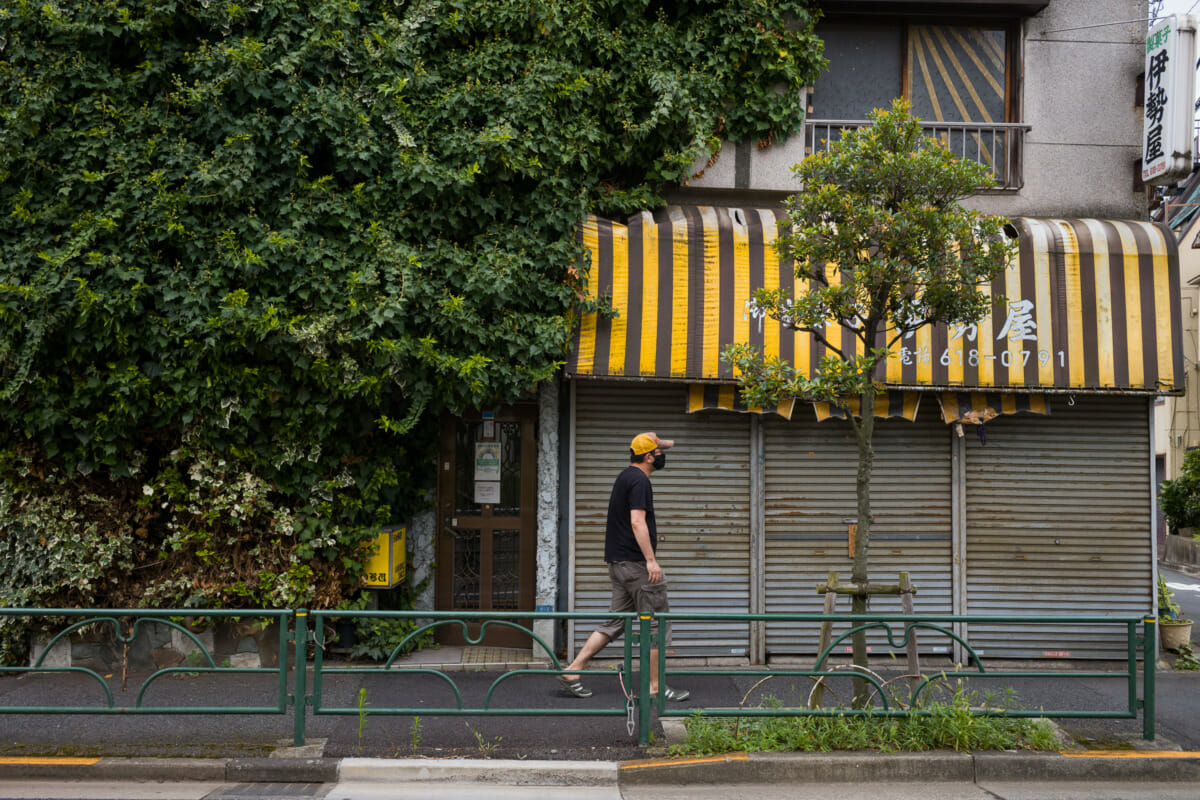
[1060,751,1200,759]
[621,752,749,770]
[0,757,101,765]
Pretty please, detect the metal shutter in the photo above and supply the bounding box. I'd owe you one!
[572,382,752,656]
[763,411,954,656]
[963,396,1153,659]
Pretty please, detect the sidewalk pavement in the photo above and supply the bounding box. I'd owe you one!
[2,749,1200,790]
[2,639,1199,789]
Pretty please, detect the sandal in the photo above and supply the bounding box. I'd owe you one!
[557,674,593,698]
[661,685,690,702]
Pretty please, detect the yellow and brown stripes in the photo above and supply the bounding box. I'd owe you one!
[936,392,1049,424]
[570,206,796,380]
[570,211,1182,393]
[1025,217,1178,390]
[812,391,921,422]
[883,218,1182,392]
[909,25,1007,126]
[685,383,796,419]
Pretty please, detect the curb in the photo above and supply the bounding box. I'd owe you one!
[337,757,618,786]
[618,751,1200,785]
[619,752,975,785]
[0,758,228,782]
[974,751,1200,782]
[228,757,339,783]
[0,757,337,784]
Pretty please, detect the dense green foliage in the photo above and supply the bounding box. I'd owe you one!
[1159,450,1200,532]
[0,0,824,648]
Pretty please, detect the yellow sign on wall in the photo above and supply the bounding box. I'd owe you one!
[364,526,405,589]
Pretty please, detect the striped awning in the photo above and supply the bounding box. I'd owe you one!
[812,391,921,422]
[936,392,1049,425]
[685,384,796,419]
[567,209,1183,393]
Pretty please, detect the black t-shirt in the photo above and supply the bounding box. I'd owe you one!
[604,465,656,563]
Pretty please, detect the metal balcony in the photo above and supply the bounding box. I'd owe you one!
[804,119,1031,191]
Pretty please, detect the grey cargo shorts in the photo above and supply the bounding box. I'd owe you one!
[595,560,671,643]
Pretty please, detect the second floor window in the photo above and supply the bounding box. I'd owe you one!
[809,21,1021,188]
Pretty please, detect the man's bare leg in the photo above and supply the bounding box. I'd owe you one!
[561,629,611,682]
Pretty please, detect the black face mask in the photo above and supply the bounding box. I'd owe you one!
[652,452,666,471]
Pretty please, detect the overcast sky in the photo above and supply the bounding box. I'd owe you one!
[1160,0,1199,17]
[1158,0,1200,24]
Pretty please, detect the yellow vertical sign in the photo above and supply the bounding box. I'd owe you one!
[364,527,406,589]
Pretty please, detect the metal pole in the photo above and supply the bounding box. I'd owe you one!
[1143,616,1156,742]
[311,614,324,720]
[1127,620,1137,715]
[293,610,308,747]
[638,614,651,746]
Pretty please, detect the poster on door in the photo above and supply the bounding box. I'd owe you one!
[475,443,501,503]
[474,480,500,504]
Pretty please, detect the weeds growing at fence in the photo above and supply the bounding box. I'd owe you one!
[1173,643,1200,671]
[355,688,369,753]
[466,722,502,758]
[672,684,1061,755]
[409,716,423,754]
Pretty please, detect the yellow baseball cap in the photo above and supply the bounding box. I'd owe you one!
[630,433,658,455]
[630,432,674,455]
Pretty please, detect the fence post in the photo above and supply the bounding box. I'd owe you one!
[1143,616,1156,742]
[638,614,651,747]
[293,610,308,747]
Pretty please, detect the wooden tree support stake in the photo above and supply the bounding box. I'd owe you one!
[809,570,921,709]
[898,572,920,695]
[811,571,839,709]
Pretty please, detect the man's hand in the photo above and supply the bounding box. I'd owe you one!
[644,432,674,450]
[630,509,660,582]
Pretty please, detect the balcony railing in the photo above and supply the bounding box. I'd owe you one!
[805,119,1031,191]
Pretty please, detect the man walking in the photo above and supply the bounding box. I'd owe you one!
[558,432,689,701]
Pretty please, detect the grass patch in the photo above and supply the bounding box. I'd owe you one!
[671,685,1061,755]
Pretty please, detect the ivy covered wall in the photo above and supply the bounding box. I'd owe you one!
[0,0,824,657]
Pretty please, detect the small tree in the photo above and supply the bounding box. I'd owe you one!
[725,100,1012,702]
[1160,450,1200,534]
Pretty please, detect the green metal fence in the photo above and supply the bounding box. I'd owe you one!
[648,612,1158,747]
[304,610,642,747]
[0,608,1157,749]
[0,608,293,715]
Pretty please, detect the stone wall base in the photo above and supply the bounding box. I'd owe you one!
[29,618,282,671]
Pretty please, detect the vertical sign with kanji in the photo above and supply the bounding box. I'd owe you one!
[363,526,406,589]
[1143,15,1197,186]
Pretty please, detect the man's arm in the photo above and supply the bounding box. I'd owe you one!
[630,508,662,584]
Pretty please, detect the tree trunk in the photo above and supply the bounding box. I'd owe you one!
[851,386,875,707]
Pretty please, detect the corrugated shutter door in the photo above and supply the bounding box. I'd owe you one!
[573,382,752,656]
[764,412,953,655]
[964,396,1152,659]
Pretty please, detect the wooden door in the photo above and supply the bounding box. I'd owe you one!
[435,405,536,647]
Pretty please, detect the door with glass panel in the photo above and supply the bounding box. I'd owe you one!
[435,405,536,647]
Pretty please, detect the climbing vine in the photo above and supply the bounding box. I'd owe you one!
[0,0,824,650]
